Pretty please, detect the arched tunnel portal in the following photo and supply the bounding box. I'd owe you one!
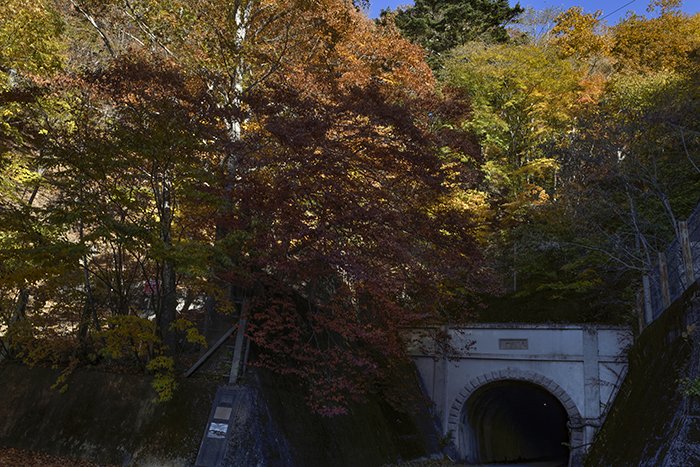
[459,380,572,465]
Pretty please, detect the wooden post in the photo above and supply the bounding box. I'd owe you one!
[659,252,671,308]
[679,220,695,286]
[637,290,645,333]
[642,275,653,325]
[229,300,249,385]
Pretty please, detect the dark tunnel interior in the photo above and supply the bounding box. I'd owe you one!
[463,380,570,465]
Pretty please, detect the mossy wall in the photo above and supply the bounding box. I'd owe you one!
[0,362,442,466]
[237,368,441,467]
[585,283,700,466]
[0,364,217,466]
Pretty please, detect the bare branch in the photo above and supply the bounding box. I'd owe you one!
[70,0,116,58]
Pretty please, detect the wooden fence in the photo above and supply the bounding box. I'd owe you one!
[642,205,700,326]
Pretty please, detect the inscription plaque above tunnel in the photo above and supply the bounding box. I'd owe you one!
[499,338,528,350]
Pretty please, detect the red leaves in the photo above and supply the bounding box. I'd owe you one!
[0,448,113,467]
[220,1,493,415]
[3,0,494,416]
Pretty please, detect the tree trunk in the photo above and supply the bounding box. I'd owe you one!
[158,173,178,351]
[77,212,99,346]
[205,2,249,334]
[11,288,29,323]
[160,258,177,350]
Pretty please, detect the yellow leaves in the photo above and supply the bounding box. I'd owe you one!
[99,315,158,361]
[445,41,581,214]
[552,4,700,85]
[551,7,609,60]
[0,0,64,75]
[0,154,42,204]
[611,8,700,73]
[501,184,550,221]
[431,188,492,243]
[453,189,491,226]
[170,318,206,348]
[64,120,78,134]
[146,355,177,402]
[514,158,559,179]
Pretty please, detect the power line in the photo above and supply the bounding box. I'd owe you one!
[600,0,639,21]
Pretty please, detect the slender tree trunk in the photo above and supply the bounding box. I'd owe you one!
[512,242,517,292]
[113,241,126,315]
[205,2,249,334]
[78,259,98,343]
[78,219,98,345]
[0,288,31,360]
[9,172,43,329]
[658,189,679,238]
[158,173,178,351]
[11,288,29,324]
[626,186,653,270]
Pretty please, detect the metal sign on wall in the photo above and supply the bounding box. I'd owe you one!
[499,338,528,350]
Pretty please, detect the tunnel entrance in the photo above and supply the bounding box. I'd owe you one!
[461,380,570,465]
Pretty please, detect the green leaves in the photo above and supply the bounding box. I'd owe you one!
[389,0,524,69]
[99,315,158,362]
[444,41,580,213]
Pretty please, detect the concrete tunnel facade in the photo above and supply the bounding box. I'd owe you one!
[408,324,631,466]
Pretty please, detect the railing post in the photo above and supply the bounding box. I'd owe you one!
[659,252,671,308]
[637,290,645,332]
[228,300,249,385]
[679,220,695,286]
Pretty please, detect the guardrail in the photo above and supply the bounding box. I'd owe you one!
[642,203,700,326]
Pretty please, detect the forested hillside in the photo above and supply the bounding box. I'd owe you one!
[1,0,699,415]
[387,0,700,323]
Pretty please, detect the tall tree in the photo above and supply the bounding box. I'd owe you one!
[0,0,493,413]
[443,41,582,219]
[386,0,523,69]
[0,0,66,358]
[232,4,492,413]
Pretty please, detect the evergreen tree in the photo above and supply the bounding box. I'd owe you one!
[387,0,523,68]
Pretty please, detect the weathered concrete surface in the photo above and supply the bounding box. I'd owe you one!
[0,363,217,466]
[0,362,442,466]
[586,282,700,466]
[221,369,442,467]
[409,324,631,465]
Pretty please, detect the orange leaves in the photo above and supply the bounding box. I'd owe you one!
[275,1,434,103]
[229,2,490,415]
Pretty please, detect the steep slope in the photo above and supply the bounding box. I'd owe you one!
[586,283,700,466]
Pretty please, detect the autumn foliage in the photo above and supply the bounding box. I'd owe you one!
[0,0,491,413]
[4,0,696,415]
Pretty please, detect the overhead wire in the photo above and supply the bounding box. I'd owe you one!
[600,0,639,21]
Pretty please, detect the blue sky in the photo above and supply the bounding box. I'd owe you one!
[366,0,700,24]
